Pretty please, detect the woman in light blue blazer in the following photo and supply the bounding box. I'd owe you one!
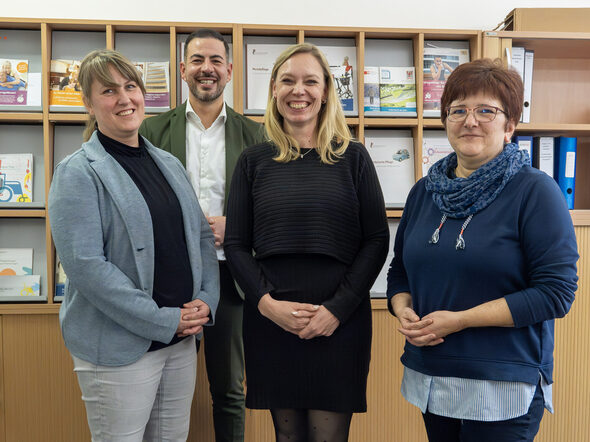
[48,49,219,442]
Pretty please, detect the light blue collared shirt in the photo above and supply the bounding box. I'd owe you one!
[402,367,553,421]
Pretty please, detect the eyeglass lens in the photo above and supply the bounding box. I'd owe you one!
[447,106,499,122]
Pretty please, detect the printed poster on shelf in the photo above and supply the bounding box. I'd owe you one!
[363,66,380,112]
[365,136,415,208]
[423,47,469,117]
[422,133,453,177]
[379,67,416,115]
[179,41,234,108]
[0,153,33,203]
[245,43,290,111]
[0,274,41,297]
[0,58,29,105]
[330,65,354,112]
[49,59,84,109]
[134,61,170,109]
[318,45,357,113]
[0,248,33,276]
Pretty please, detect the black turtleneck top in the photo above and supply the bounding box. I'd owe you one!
[98,130,193,351]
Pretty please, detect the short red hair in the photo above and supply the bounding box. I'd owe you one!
[440,58,523,128]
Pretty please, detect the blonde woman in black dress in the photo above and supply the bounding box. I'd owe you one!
[224,43,389,441]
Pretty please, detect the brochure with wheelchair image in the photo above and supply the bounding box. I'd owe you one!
[0,153,33,203]
[318,45,357,115]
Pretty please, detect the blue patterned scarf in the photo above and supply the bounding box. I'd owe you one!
[425,142,529,219]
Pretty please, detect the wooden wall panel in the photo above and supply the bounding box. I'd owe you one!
[350,309,427,441]
[536,226,590,442]
[2,315,89,442]
[0,227,587,442]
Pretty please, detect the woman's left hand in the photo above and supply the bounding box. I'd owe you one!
[298,306,340,340]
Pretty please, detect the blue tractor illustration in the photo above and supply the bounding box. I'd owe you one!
[0,173,30,202]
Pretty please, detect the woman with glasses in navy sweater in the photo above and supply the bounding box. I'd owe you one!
[387,58,578,442]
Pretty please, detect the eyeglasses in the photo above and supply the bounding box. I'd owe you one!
[446,105,507,123]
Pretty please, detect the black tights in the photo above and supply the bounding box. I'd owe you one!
[270,408,353,442]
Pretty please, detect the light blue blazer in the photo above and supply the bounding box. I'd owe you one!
[49,132,219,366]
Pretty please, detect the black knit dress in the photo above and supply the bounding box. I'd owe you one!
[224,142,389,412]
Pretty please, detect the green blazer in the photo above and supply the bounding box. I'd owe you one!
[139,102,265,206]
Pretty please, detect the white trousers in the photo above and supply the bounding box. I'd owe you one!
[72,336,196,442]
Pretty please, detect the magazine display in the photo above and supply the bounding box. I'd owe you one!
[363,67,380,112]
[49,59,84,110]
[379,67,416,115]
[0,248,40,297]
[0,275,41,297]
[330,64,354,112]
[245,43,290,111]
[318,46,357,114]
[365,136,415,208]
[422,132,453,176]
[134,61,170,110]
[0,59,29,105]
[423,46,469,117]
[0,153,33,203]
[0,248,33,276]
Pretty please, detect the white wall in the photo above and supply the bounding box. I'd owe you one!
[3,0,590,30]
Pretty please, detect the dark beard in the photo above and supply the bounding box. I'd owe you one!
[187,77,224,103]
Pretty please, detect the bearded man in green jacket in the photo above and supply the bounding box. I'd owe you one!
[140,28,264,442]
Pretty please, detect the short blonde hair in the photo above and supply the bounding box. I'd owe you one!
[78,49,145,141]
[263,43,352,164]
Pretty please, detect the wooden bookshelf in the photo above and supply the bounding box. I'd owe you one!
[483,30,590,211]
[0,112,43,122]
[0,20,483,301]
[482,28,590,442]
[1,17,589,442]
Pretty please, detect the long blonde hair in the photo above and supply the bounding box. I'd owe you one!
[263,43,352,164]
[78,49,146,141]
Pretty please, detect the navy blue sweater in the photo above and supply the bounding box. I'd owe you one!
[387,165,578,385]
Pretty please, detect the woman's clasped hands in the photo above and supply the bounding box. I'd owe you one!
[392,292,465,347]
[258,294,340,340]
[397,307,466,347]
[176,299,212,337]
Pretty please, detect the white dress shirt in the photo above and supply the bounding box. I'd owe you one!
[185,100,227,260]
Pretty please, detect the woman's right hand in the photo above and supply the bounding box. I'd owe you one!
[258,293,319,335]
[176,306,211,337]
[391,292,443,347]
